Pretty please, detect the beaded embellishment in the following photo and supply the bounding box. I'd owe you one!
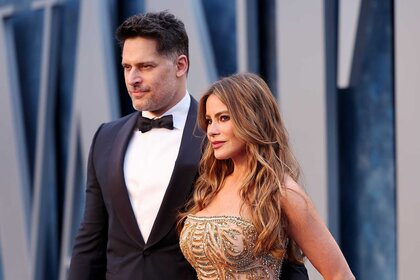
[180,215,284,280]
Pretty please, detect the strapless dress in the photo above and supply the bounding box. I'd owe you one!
[180,214,285,280]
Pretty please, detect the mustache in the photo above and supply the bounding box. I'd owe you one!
[130,84,150,92]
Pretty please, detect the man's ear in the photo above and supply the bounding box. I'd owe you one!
[176,55,188,77]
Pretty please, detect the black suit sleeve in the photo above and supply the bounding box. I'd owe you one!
[281,260,309,280]
[68,126,108,280]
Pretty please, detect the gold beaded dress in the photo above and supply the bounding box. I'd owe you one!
[179,215,286,280]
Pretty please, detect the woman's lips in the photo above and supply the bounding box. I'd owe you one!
[211,141,224,149]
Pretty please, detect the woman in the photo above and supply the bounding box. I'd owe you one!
[179,73,355,280]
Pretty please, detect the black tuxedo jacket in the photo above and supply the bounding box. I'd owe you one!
[68,98,202,280]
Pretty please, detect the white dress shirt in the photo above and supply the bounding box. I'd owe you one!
[124,93,191,242]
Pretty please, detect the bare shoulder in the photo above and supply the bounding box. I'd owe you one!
[281,174,312,212]
[282,175,307,198]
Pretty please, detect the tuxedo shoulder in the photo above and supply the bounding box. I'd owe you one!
[100,112,137,130]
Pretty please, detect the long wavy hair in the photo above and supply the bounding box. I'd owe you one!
[179,72,304,262]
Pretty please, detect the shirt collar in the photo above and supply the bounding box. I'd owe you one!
[142,92,190,129]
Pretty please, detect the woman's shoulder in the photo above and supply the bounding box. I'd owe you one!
[283,174,304,194]
[281,174,310,208]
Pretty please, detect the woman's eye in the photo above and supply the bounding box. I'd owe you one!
[206,119,212,125]
[220,115,230,122]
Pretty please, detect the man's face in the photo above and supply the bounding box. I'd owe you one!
[121,37,186,116]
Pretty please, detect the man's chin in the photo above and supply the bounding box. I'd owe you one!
[133,101,153,112]
[133,103,145,112]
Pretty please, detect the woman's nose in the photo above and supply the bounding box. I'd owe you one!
[207,122,220,136]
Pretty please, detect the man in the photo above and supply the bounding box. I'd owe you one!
[68,11,308,280]
[68,11,200,280]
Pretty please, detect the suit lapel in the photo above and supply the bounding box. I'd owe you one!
[146,99,204,248]
[108,112,146,246]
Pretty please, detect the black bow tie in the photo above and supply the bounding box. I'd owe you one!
[137,114,174,133]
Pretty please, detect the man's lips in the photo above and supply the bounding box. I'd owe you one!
[211,141,225,149]
[130,90,148,98]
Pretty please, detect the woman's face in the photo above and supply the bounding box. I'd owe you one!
[205,94,247,162]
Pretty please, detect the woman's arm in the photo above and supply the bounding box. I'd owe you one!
[281,176,355,280]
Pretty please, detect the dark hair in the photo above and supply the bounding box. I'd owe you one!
[115,11,189,64]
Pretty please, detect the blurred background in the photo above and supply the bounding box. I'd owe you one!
[0,0,418,279]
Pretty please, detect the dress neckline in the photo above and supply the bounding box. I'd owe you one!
[187,214,254,226]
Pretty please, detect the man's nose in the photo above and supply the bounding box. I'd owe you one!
[128,68,142,85]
